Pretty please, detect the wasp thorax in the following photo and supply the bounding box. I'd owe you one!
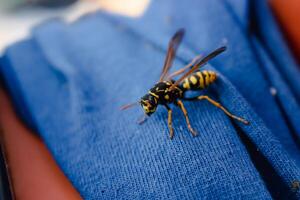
[140,94,158,116]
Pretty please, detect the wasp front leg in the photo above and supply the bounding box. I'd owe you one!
[137,115,148,125]
[164,105,174,139]
[176,100,198,137]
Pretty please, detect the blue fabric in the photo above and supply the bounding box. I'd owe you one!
[1,0,300,199]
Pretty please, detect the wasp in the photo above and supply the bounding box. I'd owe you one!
[122,28,249,139]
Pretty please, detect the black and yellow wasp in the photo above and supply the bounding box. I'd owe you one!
[122,28,249,139]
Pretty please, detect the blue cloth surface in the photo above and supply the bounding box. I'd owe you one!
[1,0,300,199]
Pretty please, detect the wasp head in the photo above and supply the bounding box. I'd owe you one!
[140,94,158,116]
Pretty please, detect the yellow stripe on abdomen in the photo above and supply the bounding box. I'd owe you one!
[203,70,210,87]
[189,76,198,85]
[182,79,190,89]
[196,71,205,89]
[209,71,217,83]
[180,70,217,91]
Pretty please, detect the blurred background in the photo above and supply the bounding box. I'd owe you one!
[0,0,151,53]
[0,0,299,61]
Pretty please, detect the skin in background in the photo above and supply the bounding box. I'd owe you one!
[0,88,82,200]
[270,0,300,63]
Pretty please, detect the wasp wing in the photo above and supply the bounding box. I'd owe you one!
[167,55,202,80]
[159,28,185,82]
[169,46,226,90]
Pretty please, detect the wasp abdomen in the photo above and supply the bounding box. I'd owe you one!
[180,70,217,91]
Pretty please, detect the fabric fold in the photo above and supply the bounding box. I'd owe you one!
[0,0,300,199]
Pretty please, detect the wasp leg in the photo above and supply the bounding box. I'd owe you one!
[137,115,148,125]
[176,100,197,137]
[164,105,174,139]
[194,95,249,125]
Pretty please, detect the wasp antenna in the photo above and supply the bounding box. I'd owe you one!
[120,102,139,110]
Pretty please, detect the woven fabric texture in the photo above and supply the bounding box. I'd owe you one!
[1,0,300,199]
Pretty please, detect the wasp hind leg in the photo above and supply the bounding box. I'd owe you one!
[164,105,174,139]
[176,100,198,137]
[193,95,249,125]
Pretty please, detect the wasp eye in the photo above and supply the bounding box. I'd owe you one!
[143,105,149,112]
